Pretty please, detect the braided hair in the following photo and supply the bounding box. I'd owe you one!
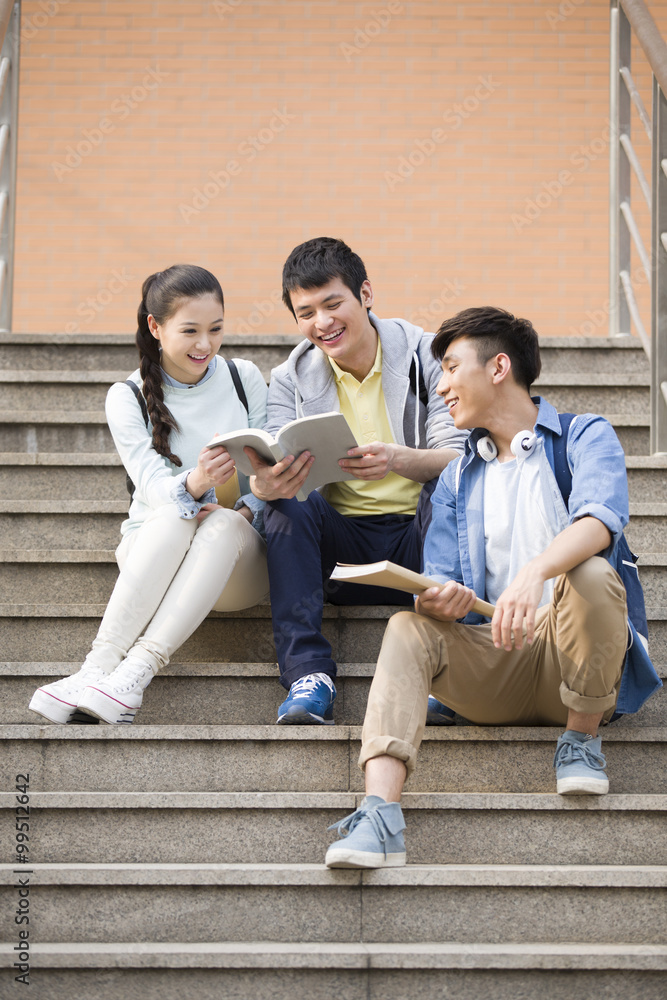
[136,265,224,466]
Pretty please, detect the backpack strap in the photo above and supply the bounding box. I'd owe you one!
[408,355,429,407]
[226,359,249,413]
[124,379,149,427]
[122,380,149,501]
[551,412,576,507]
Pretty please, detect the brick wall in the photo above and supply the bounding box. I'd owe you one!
[12,0,667,338]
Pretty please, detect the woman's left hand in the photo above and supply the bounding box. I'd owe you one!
[196,502,223,524]
[186,438,236,499]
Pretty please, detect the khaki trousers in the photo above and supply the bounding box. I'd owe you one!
[360,557,627,777]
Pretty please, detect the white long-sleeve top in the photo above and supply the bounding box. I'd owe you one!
[105,356,268,537]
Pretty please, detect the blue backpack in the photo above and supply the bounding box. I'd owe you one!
[552,413,660,717]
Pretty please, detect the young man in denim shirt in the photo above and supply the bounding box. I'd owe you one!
[325,305,661,869]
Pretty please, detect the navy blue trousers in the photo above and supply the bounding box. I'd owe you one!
[264,486,435,689]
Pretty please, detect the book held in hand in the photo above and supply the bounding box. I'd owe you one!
[329,560,495,617]
[207,411,359,502]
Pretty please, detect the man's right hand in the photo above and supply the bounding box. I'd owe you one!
[415,581,477,622]
[245,446,315,501]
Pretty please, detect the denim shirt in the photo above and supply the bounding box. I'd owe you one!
[423,397,661,717]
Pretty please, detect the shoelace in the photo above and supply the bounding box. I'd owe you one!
[290,674,332,699]
[553,738,607,771]
[113,659,152,689]
[68,664,106,685]
[327,805,393,857]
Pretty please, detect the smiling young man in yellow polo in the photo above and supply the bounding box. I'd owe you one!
[245,237,467,724]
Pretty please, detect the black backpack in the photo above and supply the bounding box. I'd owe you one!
[122,359,249,500]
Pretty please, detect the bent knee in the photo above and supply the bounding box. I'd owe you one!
[567,555,624,601]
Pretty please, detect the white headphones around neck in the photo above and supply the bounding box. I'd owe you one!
[476,431,537,463]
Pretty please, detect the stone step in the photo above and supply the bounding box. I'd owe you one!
[536,336,649,373]
[0,863,664,946]
[3,551,667,607]
[1,725,665,795]
[0,789,664,865]
[0,501,665,557]
[0,333,299,381]
[2,454,666,504]
[2,602,665,671]
[531,374,649,416]
[0,332,648,373]
[0,371,132,410]
[0,410,653,456]
[0,453,128,501]
[0,369,651,416]
[4,661,666,727]
[0,411,118,453]
[0,941,664,1000]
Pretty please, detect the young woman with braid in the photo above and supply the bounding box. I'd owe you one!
[29,265,269,725]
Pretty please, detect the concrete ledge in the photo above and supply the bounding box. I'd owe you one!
[533,373,649,386]
[0,452,122,465]
[2,723,665,743]
[0,409,106,423]
[0,370,135,383]
[0,940,665,971]
[1,862,665,888]
[0,333,645,348]
[0,790,664,811]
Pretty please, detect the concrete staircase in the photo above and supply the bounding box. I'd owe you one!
[0,332,665,998]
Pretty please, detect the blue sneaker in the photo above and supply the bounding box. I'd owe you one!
[554,730,609,795]
[277,672,336,725]
[426,695,456,725]
[325,795,406,868]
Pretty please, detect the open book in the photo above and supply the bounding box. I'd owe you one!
[207,411,358,502]
[330,560,495,617]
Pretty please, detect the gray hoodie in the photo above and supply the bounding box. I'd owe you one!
[265,311,468,455]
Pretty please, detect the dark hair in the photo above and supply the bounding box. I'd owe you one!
[282,237,368,316]
[136,264,224,466]
[431,306,541,390]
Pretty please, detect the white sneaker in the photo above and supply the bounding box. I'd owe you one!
[76,655,156,724]
[29,665,110,724]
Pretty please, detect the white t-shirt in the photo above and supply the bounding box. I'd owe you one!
[483,439,570,606]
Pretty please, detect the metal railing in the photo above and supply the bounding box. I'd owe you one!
[0,0,18,333]
[610,0,667,453]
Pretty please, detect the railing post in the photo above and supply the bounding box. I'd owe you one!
[610,1,633,338]
[650,76,667,452]
[0,1,19,332]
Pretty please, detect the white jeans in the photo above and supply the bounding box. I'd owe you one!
[84,504,268,674]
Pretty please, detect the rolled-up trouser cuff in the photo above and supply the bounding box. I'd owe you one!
[559,680,618,714]
[358,735,417,777]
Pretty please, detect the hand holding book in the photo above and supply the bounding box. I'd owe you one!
[329,560,495,617]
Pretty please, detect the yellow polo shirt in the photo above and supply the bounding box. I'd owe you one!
[325,341,422,517]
